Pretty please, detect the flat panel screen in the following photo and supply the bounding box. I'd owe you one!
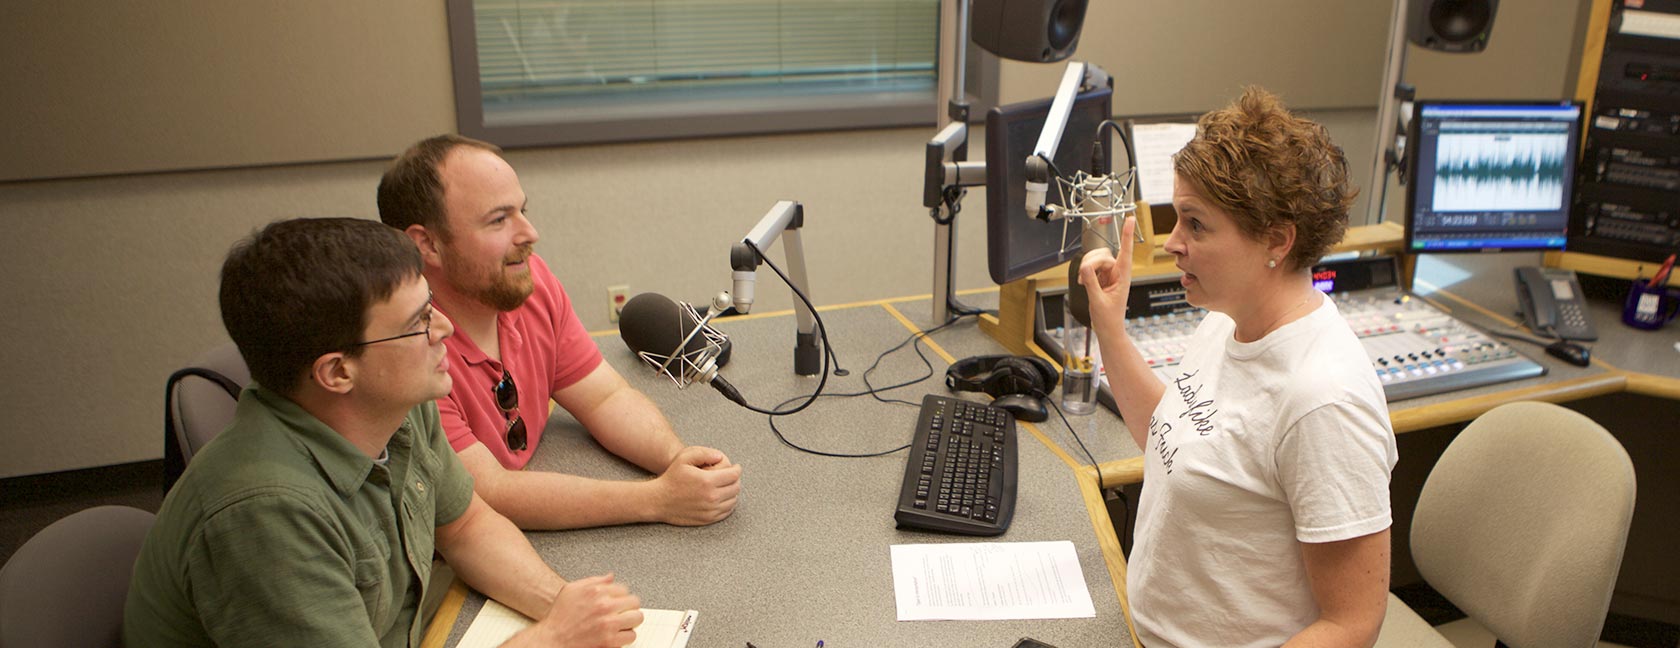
[984,86,1114,284]
[1405,101,1584,253]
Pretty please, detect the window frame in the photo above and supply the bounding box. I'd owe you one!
[444,0,957,147]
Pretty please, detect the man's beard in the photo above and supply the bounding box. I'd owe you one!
[452,246,534,312]
[480,273,533,312]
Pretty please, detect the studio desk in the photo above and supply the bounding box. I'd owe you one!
[424,294,1143,648]
[428,228,1680,647]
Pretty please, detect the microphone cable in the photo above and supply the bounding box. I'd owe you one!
[735,241,997,457]
[1094,119,1134,175]
[763,313,975,458]
[1037,389,1107,493]
[746,237,1000,457]
[719,240,836,418]
[1039,388,1130,548]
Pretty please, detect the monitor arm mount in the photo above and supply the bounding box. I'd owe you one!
[922,44,1111,322]
[924,0,981,324]
[729,200,821,376]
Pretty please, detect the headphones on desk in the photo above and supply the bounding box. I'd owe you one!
[945,355,1059,412]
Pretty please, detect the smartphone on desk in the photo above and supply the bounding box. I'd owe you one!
[1514,266,1598,341]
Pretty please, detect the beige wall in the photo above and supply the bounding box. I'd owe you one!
[0,2,454,181]
[997,0,1389,113]
[0,1,1586,478]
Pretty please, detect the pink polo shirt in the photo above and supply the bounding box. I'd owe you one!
[435,254,603,470]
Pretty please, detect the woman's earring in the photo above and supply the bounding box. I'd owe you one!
[1267,259,1277,269]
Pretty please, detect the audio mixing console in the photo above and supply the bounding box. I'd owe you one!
[1035,257,1547,410]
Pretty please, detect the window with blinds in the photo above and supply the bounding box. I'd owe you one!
[449,0,940,147]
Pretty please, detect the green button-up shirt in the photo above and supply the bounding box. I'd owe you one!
[125,385,474,647]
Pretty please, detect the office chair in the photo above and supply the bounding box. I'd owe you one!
[164,342,249,492]
[0,505,156,648]
[1376,401,1636,648]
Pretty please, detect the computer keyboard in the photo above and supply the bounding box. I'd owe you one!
[894,394,1017,536]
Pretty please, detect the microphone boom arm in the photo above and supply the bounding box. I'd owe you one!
[730,200,822,376]
[1025,61,1111,219]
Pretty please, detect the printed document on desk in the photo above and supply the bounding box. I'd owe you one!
[457,600,696,648]
[890,540,1096,621]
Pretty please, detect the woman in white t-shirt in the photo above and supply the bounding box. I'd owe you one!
[1079,86,1398,647]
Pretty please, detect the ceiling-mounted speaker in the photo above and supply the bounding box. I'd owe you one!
[970,0,1089,63]
[1408,0,1499,53]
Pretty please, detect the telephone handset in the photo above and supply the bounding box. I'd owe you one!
[1514,266,1598,341]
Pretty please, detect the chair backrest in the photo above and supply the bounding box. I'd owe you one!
[165,342,249,491]
[1412,401,1636,648]
[0,506,156,648]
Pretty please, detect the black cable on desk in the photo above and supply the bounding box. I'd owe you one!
[1040,391,1131,549]
[1040,392,1107,493]
[721,240,835,417]
[764,314,974,458]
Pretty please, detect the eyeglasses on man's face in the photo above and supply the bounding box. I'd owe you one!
[352,294,436,347]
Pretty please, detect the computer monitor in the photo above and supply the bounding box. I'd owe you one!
[984,86,1114,285]
[1404,100,1584,253]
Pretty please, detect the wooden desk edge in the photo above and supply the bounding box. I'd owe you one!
[1386,372,1629,432]
[1075,464,1145,648]
[1088,372,1636,490]
[1625,371,1680,400]
[422,578,470,648]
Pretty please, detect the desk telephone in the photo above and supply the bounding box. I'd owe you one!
[1515,266,1598,341]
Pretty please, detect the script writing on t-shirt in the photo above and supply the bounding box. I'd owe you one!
[1149,369,1220,475]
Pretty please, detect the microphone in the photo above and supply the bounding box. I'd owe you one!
[618,292,747,407]
[1059,159,1136,329]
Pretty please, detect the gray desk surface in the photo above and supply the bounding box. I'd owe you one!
[1411,254,1680,380]
[439,294,1136,648]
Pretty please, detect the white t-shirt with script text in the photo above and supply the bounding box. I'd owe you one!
[1129,298,1397,648]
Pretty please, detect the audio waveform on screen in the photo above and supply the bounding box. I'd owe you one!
[1431,133,1569,212]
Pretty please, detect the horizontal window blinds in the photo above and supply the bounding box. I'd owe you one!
[474,0,937,103]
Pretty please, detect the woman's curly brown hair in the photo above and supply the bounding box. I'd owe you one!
[1173,86,1358,270]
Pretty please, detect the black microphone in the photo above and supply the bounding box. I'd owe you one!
[618,292,748,407]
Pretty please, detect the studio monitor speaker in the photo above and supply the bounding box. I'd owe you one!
[970,0,1089,63]
[1407,0,1499,53]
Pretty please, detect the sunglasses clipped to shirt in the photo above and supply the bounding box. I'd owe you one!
[495,369,528,452]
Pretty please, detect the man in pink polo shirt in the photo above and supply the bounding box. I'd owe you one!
[376,135,741,530]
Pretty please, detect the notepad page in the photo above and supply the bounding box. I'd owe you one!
[457,600,696,648]
[1131,122,1198,205]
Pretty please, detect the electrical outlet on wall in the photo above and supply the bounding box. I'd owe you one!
[607,285,631,324]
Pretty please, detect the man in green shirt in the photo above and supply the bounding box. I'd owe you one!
[126,218,643,647]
